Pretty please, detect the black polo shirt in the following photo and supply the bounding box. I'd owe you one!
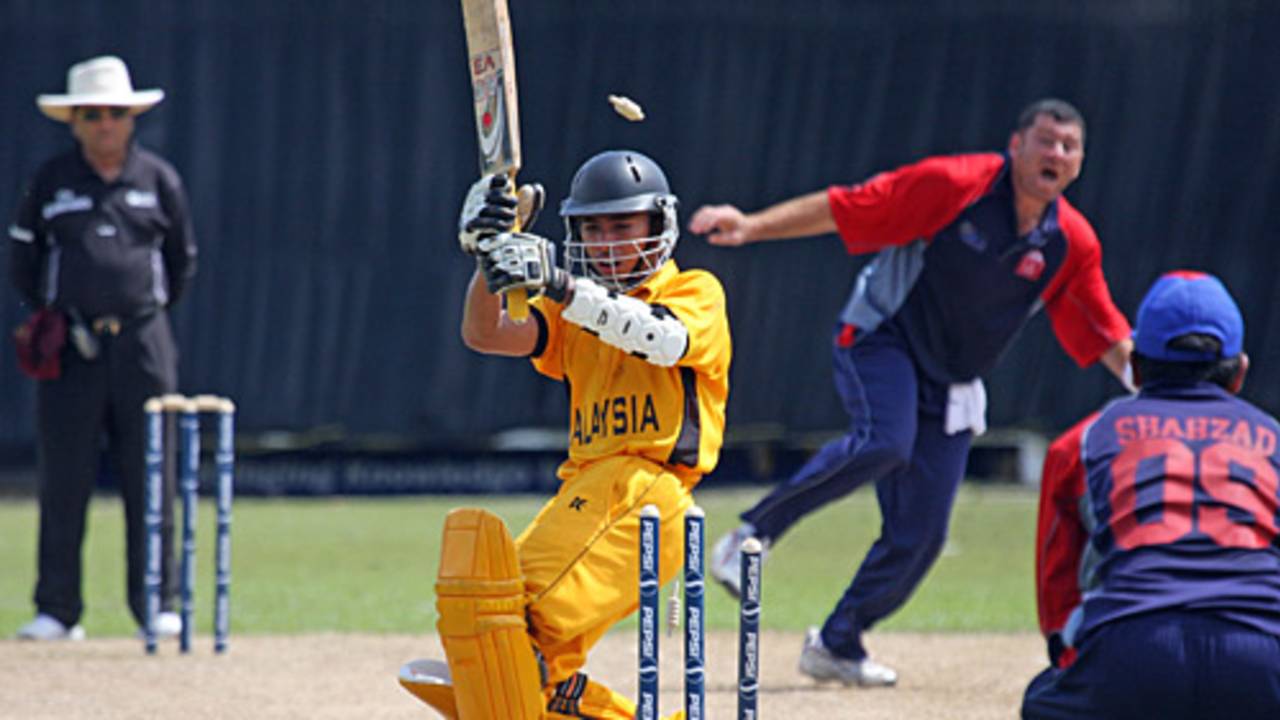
[8,143,197,317]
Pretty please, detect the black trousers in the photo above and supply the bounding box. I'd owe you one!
[33,311,179,628]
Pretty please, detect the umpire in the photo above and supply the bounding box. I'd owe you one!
[10,55,196,640]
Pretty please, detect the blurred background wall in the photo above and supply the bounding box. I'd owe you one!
[1,0,1277,487]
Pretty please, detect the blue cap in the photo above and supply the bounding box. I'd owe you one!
[1133,271,1243,362]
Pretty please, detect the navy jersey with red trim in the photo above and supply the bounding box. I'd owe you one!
[828,153,1129,383]
[1073,383,1280,642]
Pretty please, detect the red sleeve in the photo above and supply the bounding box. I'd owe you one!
[1041,199,1131,367]
[826,153,1004,255]
[1035,413,1096,638]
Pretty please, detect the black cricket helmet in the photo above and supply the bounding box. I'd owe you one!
[559,150,678,292]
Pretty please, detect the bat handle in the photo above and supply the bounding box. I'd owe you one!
[505,289,530,322]
[503,175,533,323]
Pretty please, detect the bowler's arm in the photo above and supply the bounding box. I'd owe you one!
[689,191,834,247]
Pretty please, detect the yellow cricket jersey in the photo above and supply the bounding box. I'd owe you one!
[528,261,731,483]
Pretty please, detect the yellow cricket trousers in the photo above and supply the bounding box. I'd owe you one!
[516,455,694,719]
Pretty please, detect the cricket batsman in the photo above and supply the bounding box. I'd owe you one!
[400,149,731,719]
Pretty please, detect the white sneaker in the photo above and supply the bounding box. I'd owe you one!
[709,523,768,599]
[137,611,183,640]
[15,613,86,641]
[154,611,182,638]
[798,626,897,687]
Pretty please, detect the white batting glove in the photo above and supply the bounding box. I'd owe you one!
[459,176,546,256]
[477,232,564,295]
[458,175,517,255]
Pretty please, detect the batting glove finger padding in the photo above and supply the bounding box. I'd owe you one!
[561,277,689,367]
[478,232,554,294]
[458,174,518,255]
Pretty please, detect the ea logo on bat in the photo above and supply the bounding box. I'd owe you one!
[470,49,506,166]
[470,52,497,78]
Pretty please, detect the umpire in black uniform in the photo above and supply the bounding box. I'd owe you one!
[10,55,197,640]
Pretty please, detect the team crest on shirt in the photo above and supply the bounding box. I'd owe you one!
[957,221,986,252]
[1015,249,1046,281]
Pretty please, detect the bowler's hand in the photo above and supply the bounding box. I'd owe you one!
[689,204,752,247]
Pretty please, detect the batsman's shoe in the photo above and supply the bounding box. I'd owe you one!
[15,613,85,641]
[398,658,459,719]
[709,523,766,599]
[798,626,897,687]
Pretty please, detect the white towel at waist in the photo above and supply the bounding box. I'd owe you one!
[945,378,987,436]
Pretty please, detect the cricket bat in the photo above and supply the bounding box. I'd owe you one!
[461,0,529,322]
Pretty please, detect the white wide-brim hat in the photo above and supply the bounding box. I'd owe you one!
[36,55,164,123]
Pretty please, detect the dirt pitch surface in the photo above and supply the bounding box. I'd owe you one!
[1,630,1044,718]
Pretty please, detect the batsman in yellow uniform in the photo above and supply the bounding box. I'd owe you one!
[401,150,730,719]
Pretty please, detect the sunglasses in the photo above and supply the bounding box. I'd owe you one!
[78,107,130,122]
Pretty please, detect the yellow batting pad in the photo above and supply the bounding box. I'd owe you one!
[398,659,459,719]
[436,508,545,720]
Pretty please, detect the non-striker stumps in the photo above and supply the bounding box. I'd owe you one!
[684,506,706,720]
[738,537,762,720]
[178,398,200,654]
[142,398,165,654]
[638,504,661,720]
[201,395,236,654]
[143,393,235,655]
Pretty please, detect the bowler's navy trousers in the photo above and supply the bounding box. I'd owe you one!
[741,325,971,660]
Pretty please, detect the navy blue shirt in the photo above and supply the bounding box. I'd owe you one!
[829,152,1128,384]
[1075,383,1280,641]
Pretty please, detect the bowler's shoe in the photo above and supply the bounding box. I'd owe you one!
[798,626,897,687]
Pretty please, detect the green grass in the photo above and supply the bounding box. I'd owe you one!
[0,485,1038,638]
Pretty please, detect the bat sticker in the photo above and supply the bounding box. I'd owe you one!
[471,49,507,167]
